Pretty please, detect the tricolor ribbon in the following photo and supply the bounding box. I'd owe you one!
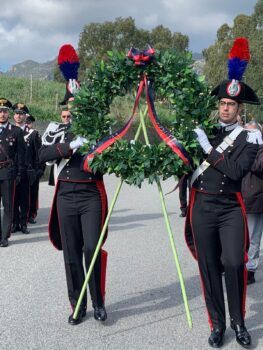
[144,75,192,166]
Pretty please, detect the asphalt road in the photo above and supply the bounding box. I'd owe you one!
[0,175,262,350]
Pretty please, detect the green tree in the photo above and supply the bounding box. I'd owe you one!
[78,17,136,77]
[77,17,189,78]
[203,0,263,121]
[150,25,172,50]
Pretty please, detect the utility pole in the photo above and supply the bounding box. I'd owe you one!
[29,74,33,104]
[55,93,58,112]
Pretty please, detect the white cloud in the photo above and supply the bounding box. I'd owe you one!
[143,14,159,27]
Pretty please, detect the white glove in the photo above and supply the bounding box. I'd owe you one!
[194,128,213,154]
[69,136,88,150]
[246,129,263,145]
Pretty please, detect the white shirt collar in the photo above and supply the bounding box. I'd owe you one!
[18,124,26,131]
[219,121,239,132]
[0,122,8,129]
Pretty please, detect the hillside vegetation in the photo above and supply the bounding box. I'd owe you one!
[0,75,64,121]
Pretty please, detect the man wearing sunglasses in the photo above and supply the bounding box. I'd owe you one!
[40,105,108,325]
[60,110,72,124]
[0,99,25,247]
[48,109,72,187]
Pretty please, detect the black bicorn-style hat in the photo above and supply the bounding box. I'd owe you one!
[0,98,12,109]
[211,38,260,105]
[12,103,29,114]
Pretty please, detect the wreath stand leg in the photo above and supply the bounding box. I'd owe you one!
[139,108,192,329]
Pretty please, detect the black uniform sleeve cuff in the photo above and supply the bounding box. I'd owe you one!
[206,148,224,166]
[56,143,72,158]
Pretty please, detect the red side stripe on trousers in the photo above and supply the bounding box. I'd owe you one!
[189,188,214,330]
[95,180,108,302]
[236,192,249,320]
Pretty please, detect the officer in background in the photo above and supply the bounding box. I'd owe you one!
[12,103,39,234]
[241,121,263,285]
[0,98,25,247]
[48,108,72,186]
[26,114,44,223]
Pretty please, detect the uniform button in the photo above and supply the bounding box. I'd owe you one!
[201,173,204,176]
[66,163,69,167]
[228,150,231,153]
[221,182,224,185]
[200,187,203,190]
[223,174,226,177]
[200,180,203,183]
[220,189,223,192]
[66,177,69,179]
[66,170,69,173]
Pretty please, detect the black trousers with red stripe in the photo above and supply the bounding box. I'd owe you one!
[29,179,39,219]
[13,176,30,227]
[0,179,15,240]
[191,192,247,330]
[56,181,107,310]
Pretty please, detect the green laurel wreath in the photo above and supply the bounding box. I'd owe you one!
[71,49,216,187]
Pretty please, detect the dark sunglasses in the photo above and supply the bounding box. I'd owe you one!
[62,115,71,118]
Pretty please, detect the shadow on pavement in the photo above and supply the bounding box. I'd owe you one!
[102,275,201,327]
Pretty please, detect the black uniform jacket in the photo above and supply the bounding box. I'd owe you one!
[185,125,259,259]
[23,126,43,181]
[23,127,40,168]
[39,131,103,250]
[0,122,25,180]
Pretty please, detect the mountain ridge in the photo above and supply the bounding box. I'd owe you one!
[3,52,204,80]
[4,59,56,80]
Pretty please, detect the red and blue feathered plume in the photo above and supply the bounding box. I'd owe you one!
[228,37,250,81]
[58,44,80,81]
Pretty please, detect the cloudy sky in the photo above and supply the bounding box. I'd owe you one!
[0,0,258,71]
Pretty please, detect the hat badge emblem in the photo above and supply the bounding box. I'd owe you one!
[227,79,241,97]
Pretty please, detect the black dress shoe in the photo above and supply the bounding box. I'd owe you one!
[0,239,8,247]
[208,328,225,348]
[94,306,107,321]
[247,271,255,285]
[28,217,37,224]
[68,309,86,325]
[11,224,21,233]
[21,226,30,234]
[231,323,251,348]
